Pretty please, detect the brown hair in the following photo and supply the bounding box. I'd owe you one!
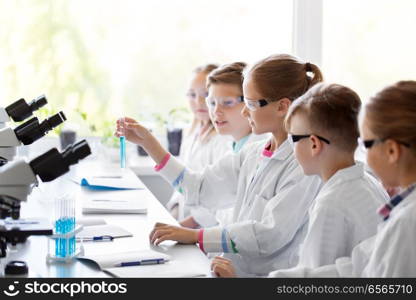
[365,80,416,155]
[193,64,219,75]
[189,63,219,143]
[206,62,247,91]
[246,54,323,101]
[285,83,362,152]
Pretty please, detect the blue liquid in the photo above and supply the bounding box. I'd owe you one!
[120,136,126,168]
[55,217,76,258]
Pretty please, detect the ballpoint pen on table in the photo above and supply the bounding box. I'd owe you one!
[76,235,114,242]
[116,258,166,267]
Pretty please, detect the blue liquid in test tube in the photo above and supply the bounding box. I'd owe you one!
[120,118,126,168]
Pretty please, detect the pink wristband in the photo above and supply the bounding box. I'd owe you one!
[198,229,205,253]
[154,153,171,171]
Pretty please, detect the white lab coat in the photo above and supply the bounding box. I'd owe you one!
[280,162,389,270]
[269,188,416,277]
[165,128,231,219]
[189,133,270,227]
[157,139,322,276]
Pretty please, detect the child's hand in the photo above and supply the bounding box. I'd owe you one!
[211,256,236,278]
[114,117,153,147]
[115,117,168,164]
[149,222,199,245]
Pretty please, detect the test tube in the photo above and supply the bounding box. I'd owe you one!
[120,117,126,168]
[54,194,76,258]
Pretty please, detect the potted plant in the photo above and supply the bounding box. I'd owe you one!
[166,107,189,156]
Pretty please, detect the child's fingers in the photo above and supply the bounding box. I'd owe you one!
[212,263,227,277]
[125,122,142,129]
[123,117,137,123]
[150,229,171,244]
[213,257,231,264]
[211,259,221,271]
[148,223,168,240]
[155,234,174,246]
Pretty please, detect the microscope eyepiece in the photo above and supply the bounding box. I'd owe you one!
[62,139,91,165]
[14,111,66,145]
[5,95,48,122]
[29,140,91,182]
[28,95,47,112]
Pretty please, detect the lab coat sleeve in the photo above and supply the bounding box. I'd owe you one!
[156,150,242,210]
[204,173,321,257]
[190,206,219,227]
[298,204,348,268]
[228,174,320,257]
[268,264,339,277]
[268,257,352,278]
[363,216,416,277]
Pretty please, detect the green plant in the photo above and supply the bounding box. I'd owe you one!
[167,106,190,127]
[74,109,118,147]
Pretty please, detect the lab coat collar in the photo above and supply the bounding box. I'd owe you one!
[380,184,416,221]
[262,138,293,161]
[395,188,416,210]
[322,161,365,189]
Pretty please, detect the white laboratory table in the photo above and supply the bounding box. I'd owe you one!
[1,161,211,278]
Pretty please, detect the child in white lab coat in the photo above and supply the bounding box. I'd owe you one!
[211,83,390,277]
[180,62,268,229]
[212,83,388,277]
[116,54,323,276]
[264,80,416,277]
[280,83,389,268]
[166,64,231,220]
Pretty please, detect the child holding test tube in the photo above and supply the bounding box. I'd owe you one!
[116,54,323,277]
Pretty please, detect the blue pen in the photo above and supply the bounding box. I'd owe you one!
[77,235,114,242]
[118,258,165,267]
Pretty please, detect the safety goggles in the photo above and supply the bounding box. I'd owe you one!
[288,134,331,148]
[358,138,410,149]
[205,96,244,109]
[186,90,209,101]
[242,97,271,111]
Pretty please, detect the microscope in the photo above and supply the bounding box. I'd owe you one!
[0,95,47,129]
[0,95,66,167]
[0,139,92,260]
[0,111,66,166]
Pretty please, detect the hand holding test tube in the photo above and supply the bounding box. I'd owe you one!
[115,117,168,165]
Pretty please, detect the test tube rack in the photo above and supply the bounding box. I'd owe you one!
[46,225,84,264]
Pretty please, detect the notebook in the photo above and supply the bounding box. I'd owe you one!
[104,260,207,278]
[77,250,171,269]
[81,190,147,214]
[77,224,133,240]
[72,169,143,190]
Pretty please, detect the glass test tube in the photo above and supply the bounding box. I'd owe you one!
[54,194,76,258]
[120,117,126,168]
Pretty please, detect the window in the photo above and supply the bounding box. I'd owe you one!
[322,0,416,102]
[0,0,292,135]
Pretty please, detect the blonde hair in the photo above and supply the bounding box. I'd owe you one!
[365,81,416,155]
[285,83,362,152]
[246,54,323,101]
[189,63,219,143]
[207,62,247,91]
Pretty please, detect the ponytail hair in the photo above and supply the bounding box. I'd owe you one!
[246,54,324,101]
